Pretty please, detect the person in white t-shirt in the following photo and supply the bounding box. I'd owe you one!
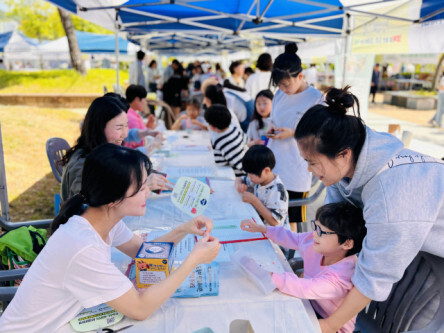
[245,53,276,100]
[267,43,323,233]
[0,144,221,332]
[303,64,317,88]
[428,74,444,127]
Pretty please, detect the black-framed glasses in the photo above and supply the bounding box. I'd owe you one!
[311,220,336,237]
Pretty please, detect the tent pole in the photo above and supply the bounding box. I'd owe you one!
[115,9,120,94]
[342,13,351,87]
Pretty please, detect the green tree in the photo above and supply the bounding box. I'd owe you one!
[5,0,112,42]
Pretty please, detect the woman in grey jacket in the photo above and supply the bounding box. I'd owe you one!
[294,86,444,332]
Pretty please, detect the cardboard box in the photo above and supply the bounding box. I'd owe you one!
[135,242,175,288]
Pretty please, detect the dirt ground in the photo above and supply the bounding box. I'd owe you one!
[369,93,437,127]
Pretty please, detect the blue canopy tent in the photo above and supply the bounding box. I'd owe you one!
[76,31,129,53]
[0,31,13,53]
[45,0,444,89]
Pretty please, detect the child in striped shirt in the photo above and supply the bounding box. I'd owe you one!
[204,104,248,177]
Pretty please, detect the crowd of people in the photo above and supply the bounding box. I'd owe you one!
[0,43,443,333]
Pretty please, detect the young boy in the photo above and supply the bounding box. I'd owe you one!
[204,104,248,177]
[171,98,207,131]
[241,202,367,333]
[235,145,288,226]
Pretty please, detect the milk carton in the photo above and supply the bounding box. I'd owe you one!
[135,242,175,288]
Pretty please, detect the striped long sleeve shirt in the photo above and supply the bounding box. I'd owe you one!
[211,124,248,176]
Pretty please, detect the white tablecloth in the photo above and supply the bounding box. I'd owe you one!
[57,131,321,333]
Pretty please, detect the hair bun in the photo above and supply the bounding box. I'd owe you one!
[325,86,356,116]
[284,42,298,54]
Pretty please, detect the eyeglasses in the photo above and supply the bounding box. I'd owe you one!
[311,220,336,237]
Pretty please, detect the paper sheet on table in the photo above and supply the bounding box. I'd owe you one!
[70,303,123,332]
[171,177,210,216]
[201,219,267,244]
[173,144,211,152]
[163,166,216,178]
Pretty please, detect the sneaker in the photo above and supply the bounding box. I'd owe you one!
[428,119,439,127]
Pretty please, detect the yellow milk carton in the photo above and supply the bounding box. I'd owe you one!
[135,242,175,288]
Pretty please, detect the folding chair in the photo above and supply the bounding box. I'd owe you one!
[0,268,27,311]
[45,138,70,183]
[355,251,444,333]
[45,138,70,216]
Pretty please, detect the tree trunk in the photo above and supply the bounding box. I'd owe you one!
[57,8,86,75]
[432,54,444,91]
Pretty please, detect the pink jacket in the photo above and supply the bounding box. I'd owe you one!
[125,108,145,148]
[266,226,357,333]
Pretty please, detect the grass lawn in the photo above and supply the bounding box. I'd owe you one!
[0,105,86,221]
[0,69,128,94]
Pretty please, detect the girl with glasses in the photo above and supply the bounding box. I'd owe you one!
[241,202,366,333]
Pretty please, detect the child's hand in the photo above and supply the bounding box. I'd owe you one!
[241,191,257,204]
[240,219,266,234]
[190,232,221,264]
[146,114,156,129]
[179,114,188,121]
[235,177,247,193]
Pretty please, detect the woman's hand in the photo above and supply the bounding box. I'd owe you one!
[273,127,295,140]
[189,232,221,264]
[147,173,170,191]
[235,177,247,193]
[240,219,266,234]
[183,215,213,236]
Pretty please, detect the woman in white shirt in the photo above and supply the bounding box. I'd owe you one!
[224,61,245,90]
[147,60,161,93]
[267,43,323,233]
[245,53,275,100]
[0,144,220,332]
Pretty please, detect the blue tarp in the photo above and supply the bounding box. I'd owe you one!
[0,31,13,52]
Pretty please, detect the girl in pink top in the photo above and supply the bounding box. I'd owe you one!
[241,202,366,333]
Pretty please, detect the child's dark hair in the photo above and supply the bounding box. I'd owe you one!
[271,43,302,86]
[52,144,152,233]
[148,60,156,68]
[126,84,147,103]
[315,202,366,256]
[295,86,366,166]
[204,84,227,106]
[204,104,231,130]
[187,97,201,110]
[245,67,255,76]
[62,95,126,166]
[229,61,242,74]
[251,89,274,129]
[242,145,275,177]
[256,53,272,71]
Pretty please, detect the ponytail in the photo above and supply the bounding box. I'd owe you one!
[51,194,86,233]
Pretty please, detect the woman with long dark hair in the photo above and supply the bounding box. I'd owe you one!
[0,144,220,331]
[61,95,167,201]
